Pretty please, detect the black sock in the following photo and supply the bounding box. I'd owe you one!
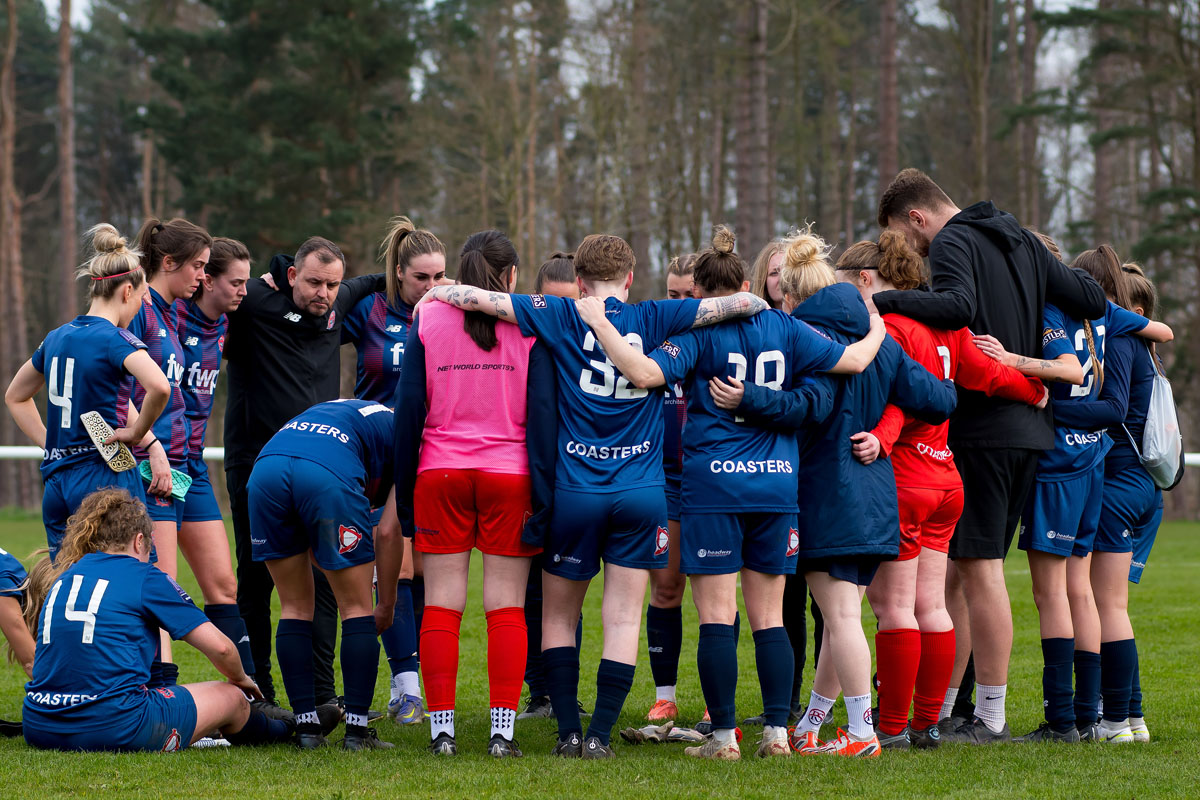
[340,615,380,723]
[542,646,581,738]
[1100,639,1137,723]
[206,603,255,678]
[1074,649,1101,729]
[697,623,738,729]
[953,651,976,719]
[753,627,793,727]
[277,618,316,717]
[1129,645,1143,718]
[586,659,635,746]
[1042,638,1075,732]
[646,604,682,690]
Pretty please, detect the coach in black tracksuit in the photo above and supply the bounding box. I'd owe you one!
[871,169,1106,744]
[224,236,384,707]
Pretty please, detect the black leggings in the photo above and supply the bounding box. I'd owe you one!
[783,571,824,711]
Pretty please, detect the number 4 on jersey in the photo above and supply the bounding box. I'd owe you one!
[48,356,76,428]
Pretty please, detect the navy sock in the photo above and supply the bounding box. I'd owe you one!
[733,610,741,647]
[380,580,419,676]
[1100,639,1137,723]
[586,659,636,746]
[697,623,738,730]
[340,616,380,719]
[225,708,293,745]
[753,627,794,727]
[543,646,581,738]
[1129,645,1143,718]
[147,660,179,689]
[206,603,256,678]
[646,605,682,689]
[277,618,316,716]
[1041,637,1075,732]
[576,613,584,654]
[523,582,545,696]
[1074,649,1101,729]
[412,576,425,655]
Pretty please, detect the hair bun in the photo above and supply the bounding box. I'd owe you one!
[783,225,829,270]
[712,225,736,255]
[89,223,128,255]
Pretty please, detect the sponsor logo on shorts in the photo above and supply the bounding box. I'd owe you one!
[1122,529,1131,539]
[659,341,681,359]
[156,687,176,699]
[552,553,582,565]
[654,526,669,556]
[416,526,439,537]
[338,525,363,554]
[1045,530,1076,543]
[326,310,337,330]
[251,537,266,546]
[1132,559,1145,569]
[531,294,547,308]
[696,548,732,559]
[807,707,826,726]
[786,528,800,557]
[162,728,182,752]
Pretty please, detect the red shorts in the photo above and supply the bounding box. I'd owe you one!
[897,486,964,560]
[414,469,540,557]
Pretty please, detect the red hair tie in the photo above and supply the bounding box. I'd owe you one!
[91,267,142,281]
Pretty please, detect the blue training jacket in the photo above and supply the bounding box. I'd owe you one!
[736,283,957,560]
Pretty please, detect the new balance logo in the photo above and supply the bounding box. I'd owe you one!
[157,328,167,337]
[184,336,199,347]
[386,324,404,332]
[284,312,301,322]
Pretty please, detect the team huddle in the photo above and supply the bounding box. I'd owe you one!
[0,168,1175,760]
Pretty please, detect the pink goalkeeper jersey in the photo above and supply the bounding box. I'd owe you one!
[417,301,536,475]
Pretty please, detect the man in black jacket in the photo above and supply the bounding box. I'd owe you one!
[224,235,384,709]
[872,169,1106,744]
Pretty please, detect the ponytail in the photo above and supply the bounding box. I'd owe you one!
[379,216,446,309]
[457,230,519,351]
[1072,244,1133,312]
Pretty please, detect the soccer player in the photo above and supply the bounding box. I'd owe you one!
[0,546,32,679]
[5,224,169,561]
[749,240,786,310]
[646,252,696,723]
[577,227,887,760]
[342,216,446,725]
[975,246,1171,743]
[21,489,293,752]
[713,227,957,758]
[418,233,767,758]
[838,231,1048,749]
[872,169,1107,744]
[174,236,257,697]
[249,399,401,751]
[534,251,580,299]
[395,230,555,758]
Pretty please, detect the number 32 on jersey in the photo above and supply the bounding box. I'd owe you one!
[579,332,648,399]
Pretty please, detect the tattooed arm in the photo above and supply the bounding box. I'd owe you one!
[973,334,1084,385]
[418,285,518,323]
[693,292,769,328]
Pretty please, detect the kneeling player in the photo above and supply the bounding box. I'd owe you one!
[22,489,291,752]
[249,399,403,750]
[578,227,887,759]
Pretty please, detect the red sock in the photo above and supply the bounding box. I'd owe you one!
[486,606,528,710]
[420,606,463,712]
[875,628,921,736]
[912,628,955,729]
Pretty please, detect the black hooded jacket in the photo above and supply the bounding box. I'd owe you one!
[872,201,1106,449]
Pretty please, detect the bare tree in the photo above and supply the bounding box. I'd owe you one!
[1022,0,1040,224]
[58,0,77,324]
[734,0,770,257]
[879,0,899,196]
[629,0,651,272]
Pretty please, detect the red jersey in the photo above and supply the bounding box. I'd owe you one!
[872,313,1044,489]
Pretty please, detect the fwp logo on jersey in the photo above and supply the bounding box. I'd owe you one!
[337,525,362,554]
[653,526,669,556]
[785,528,800,557]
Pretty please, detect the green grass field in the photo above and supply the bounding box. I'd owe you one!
[0,510,1197,799]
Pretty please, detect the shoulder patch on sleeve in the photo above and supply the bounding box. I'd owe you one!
[659,340,681,359]
[118,328,148,349]
[531,294,547,309]
[1042,327,1066,348]
[805,322,832,341]
[165,574,195,605]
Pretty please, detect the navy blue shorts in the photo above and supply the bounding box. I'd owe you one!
[799,557,882,587]
[24,685,196,752]
[679,512,798,575]
[248,455,375,571]
[1129,501,1162,584]
[545,486,668,580]
[182,457,223,523]
[1018,465,1104,558]
[43,460,145,561]
[144,468,185,529]
[664,474,682,522]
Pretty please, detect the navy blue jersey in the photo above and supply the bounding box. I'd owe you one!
[342,292,413,405]
[0,545,26,599]
[174,299,227,458]
[119,288,189,464]
[511,294,701,492]
[259,399,395,506]
[24,552,208,732]
[31,316,147,479]
[650,309,845,513]
[1038,301,1147,479]
[662,383,686,480]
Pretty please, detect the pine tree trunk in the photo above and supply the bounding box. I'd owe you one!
[58,0,77,324]
[970,0,994,200]
[1007,0,1026,222]
[734,0,770,259]
[1092,0,1118,242]
[628,0,651,273]
[0,0,18,507]
[1022,0,1040,224]
[878,0,899,196]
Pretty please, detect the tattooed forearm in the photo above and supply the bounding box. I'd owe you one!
[1014,356,1069,380]
[693,292,767,327]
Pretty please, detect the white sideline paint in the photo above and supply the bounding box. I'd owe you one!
[0,446,225,460]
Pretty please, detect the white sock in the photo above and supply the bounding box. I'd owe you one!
[431,709,455,739]
[712,727,737,744]
[975,683,1007,733]
[399,670,421,698]
[940,687,959,719]
[296,710,319,726]
[655,685,676,703]
[845,694,873,739]
[389,674,401,703]
[490,707,516,740]
[345,712,368,728]
[797,691,836,735]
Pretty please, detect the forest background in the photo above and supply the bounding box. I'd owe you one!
[1,0,1198,516]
